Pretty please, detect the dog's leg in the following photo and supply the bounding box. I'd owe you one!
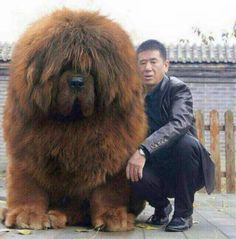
[90,173,135,232]
[1,162,67,229]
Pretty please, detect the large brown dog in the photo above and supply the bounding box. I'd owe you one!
[0,9,146,231]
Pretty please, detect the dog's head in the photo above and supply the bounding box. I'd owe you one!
[10,8,141,121]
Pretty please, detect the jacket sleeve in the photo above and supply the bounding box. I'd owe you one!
[141,82,194,155]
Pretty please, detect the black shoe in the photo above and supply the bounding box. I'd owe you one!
[165,216,193,232]
[146,203,172,225]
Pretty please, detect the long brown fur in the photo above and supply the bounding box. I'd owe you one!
[1,8,147,231]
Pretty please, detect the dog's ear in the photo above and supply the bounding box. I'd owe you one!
[26,52,53,112]
[26,51,45,87]
[30,82,53,112]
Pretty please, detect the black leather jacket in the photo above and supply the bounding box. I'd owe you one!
[141,74,196,154]
[141,74,215,194]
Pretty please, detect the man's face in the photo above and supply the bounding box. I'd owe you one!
[137,50,169,87]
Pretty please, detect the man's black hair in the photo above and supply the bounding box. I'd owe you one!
[136,39,167,60]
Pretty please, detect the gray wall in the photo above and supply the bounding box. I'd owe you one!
[169,64,236,123]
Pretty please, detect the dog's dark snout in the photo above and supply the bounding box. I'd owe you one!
[69,76,84,89]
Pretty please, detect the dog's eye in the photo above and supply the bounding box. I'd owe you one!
[60,64,72,75]
[90,70,97,79]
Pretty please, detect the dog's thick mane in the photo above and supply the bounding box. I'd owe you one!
[8,9,141,120]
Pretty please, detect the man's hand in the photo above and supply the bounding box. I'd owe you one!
[126,150,146,182]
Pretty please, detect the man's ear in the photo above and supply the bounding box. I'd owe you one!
[164,60,169,73]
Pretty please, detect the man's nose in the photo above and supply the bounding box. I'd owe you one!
[68,76,84,90]
[144,61,152,71]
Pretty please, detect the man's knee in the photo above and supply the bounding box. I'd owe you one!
[174,134,200,158]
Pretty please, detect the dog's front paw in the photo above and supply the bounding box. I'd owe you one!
[92,207,135,232]
[2,207,50,229]
[47,210,67,228]
[1,207,67,229]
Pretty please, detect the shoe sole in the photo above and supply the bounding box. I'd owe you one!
[146,218,169,226]
[165,223,193,232]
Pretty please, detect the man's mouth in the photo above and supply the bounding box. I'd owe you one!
[144,75,153,80]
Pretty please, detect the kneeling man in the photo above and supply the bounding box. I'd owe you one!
[126,39,215,232]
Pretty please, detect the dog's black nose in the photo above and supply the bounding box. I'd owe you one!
[68,76,84,89]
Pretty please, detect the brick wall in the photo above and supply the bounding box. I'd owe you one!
[169,64,236,124]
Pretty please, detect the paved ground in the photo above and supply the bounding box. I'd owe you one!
[0,174,235,239]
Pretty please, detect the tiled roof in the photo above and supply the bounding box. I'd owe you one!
[1,42,236,63]
[166,44,236,63]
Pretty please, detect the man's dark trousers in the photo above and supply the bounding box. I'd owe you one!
[130,133,205,218]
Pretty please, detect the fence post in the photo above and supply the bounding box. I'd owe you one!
[210,110,221,192]
[195,110,205,146]
[225,110,235,193]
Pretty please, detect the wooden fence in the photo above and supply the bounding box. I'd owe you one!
[195,110,236,193]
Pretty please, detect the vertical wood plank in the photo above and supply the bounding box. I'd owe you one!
[195,110,205,146]
[225,110,235,193]
[210,110,221,192]
[195,110,206,193]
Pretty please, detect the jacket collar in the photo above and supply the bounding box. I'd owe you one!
[159,74,169,93]
[146,74,169,97]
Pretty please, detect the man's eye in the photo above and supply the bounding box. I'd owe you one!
[139,62,145,65]
[151,61,157,64]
